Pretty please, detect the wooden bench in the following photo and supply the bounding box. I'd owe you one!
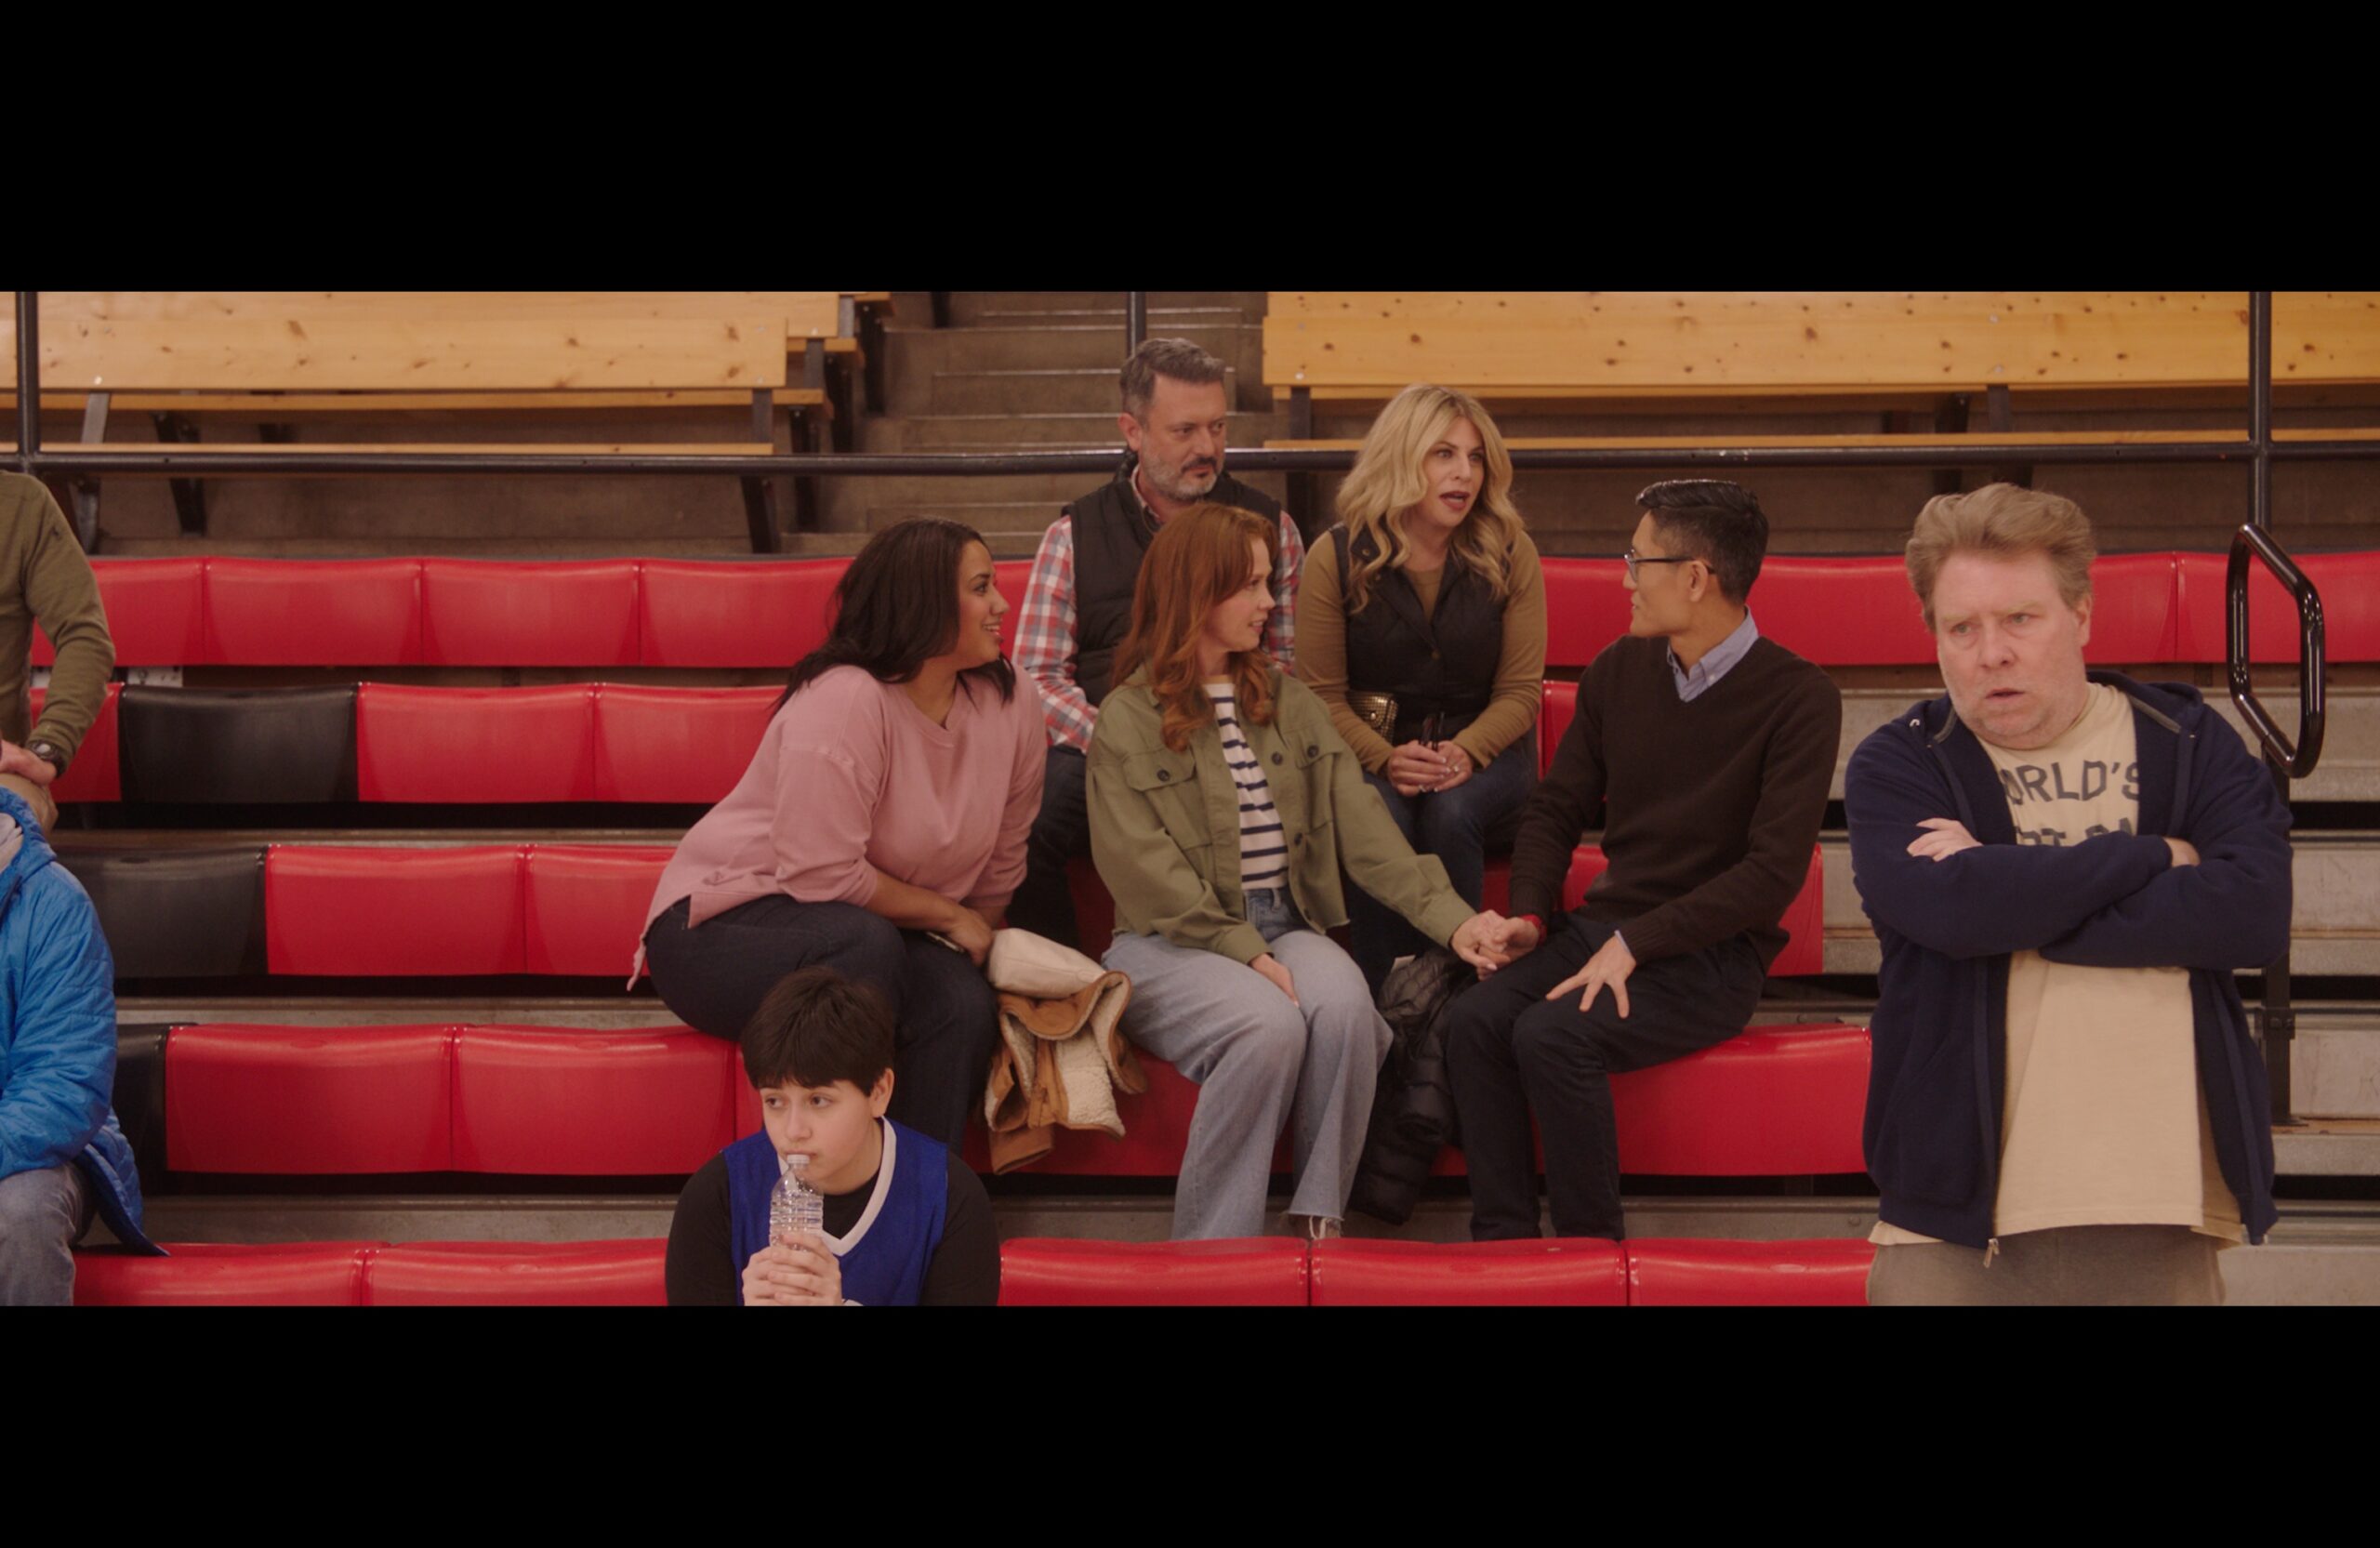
[1263,292,2380,498]
[1,308,809,550]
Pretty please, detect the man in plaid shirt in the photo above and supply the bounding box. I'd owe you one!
[1008,337,1305,949]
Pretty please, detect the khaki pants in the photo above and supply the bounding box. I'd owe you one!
[1868,1224,2227,1306]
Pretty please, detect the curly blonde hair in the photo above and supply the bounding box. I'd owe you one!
[1331,382,1525,611]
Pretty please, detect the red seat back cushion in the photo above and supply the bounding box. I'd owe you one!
[73,1243,378,1306]
[1610,1024,1871,1174]
[418,559,641,667]
[265,845,524,975]
[364,1240,668,1306]
[356,684,596,802]
[1541,559,1633,669]
[2174,548,2380,664]
[37,558,205,668]
[591,685,780,803]
[204,558,422,666]
[166,1024,455,1173]
[998,1237,1311,1306]
[1308,1238,1627,1306]
[522,845,673,976]
[638,560,842,668]
[1625,1237,1876,1306]
[451,1027,737,1174]
[29,683,120,802]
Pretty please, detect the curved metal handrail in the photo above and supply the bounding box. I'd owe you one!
[2226,523,2327,780]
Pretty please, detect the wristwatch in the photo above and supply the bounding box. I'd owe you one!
[27,740,68,779]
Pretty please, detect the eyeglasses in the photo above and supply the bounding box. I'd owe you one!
[1622,549,1699,584]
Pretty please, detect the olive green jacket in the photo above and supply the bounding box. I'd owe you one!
[1087,667,1474,964]
[0,473,114,766]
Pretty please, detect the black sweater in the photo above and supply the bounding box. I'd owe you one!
[1512,634,1840,968]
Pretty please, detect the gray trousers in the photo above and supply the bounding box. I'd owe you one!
[1104,892,1394,1240]
[0,1163,93,1307]
[1868,1224,2228,1306]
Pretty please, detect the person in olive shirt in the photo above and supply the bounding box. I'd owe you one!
[666,967,1000,1306]
[0,474,115,833]
[1088,502,1513,1242]
[1296,383,1546,993]
[1443,481,1841,1242]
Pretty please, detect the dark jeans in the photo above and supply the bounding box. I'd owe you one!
[1348,731,1536,996]
[1442,911,1765,1240]
[641,894,999,1150]
[1008,745,1089,952]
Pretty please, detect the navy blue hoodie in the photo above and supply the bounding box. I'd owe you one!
[1844,671,2288,1250]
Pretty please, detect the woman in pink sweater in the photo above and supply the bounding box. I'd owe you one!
[640,519,1045,1148]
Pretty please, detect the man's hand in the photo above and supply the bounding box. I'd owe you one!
[0,739,59,787]
[2164,836,2202,867]
[1544,932,1636,1017]
[1250,952,1299,1004]
[1908,816,1981,862]
[0,772,58,833]
[1450,910,1513,973]
[741,1230,843,1306]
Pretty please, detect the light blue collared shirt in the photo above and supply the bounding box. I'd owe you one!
[1668,612,1760,702]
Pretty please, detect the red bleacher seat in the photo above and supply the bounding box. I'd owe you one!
[1307,1238,1628,1306]
[1611,1024,1871,1174]
[1624,1237,1875,1306]
[591,685,779,803]
[2173,548,2380,663]
[73,1242,380,1306]
[638,559,840,668]
[522,844,671,975]
[997,1237,1311,1306]
[35,557,206,668]
[995,559,1032,655]
[1753,557,1937,666]
[362,1240,669,1306]
[451,1027,736,1174]
[1539,680,1576,776]
[355,683,597,802]
[958,1053,1298,1177]
[266,844,524,974]
[204,557,422,666]
[166,1025,455,1173]
[418,559,641,667]
[29,683,120,802]
[1541,558,1633,669]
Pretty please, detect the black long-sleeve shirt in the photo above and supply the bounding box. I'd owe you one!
[665,1147,1001,1306]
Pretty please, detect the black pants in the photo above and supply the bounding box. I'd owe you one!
[1442,912,1765,1240]
[1008,744,1089,952]
[641,895,999,1150]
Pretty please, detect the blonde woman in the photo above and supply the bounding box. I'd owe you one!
[1296,383,1547,993]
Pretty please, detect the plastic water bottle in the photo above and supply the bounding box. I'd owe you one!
[769,1153,824,1244]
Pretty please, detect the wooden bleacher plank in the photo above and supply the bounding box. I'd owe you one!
[30,291,845,338]
[1269,430,2252,452]
[0,442,777,466]
[1264,291,2380,393]
[1,315,790,393]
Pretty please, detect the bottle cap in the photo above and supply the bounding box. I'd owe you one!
[786,1153,812,1170]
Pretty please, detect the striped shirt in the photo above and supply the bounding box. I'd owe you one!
[1207,682,1289,892]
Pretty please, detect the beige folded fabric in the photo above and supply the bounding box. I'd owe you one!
[981,929,1143,1174]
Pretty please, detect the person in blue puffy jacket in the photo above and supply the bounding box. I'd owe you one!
[0,787,159,1303]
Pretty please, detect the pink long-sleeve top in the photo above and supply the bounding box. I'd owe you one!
[640,666,1047,946]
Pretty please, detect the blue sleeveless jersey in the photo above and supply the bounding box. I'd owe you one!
[726,1119,949,1306]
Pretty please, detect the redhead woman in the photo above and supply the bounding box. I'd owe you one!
[1088,502,1511,1240]
[1296,383,1547,994]
[637,518,1044,1149]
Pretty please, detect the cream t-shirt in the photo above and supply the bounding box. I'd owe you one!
[1873,682,2242,1248]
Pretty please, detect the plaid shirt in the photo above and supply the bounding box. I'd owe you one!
[1014,465,1304,752]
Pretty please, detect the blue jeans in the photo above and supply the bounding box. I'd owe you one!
[0,1164,93,1306]
[1348,731,1537,995]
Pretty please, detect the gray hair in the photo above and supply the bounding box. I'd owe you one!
[1120,337,1229,420]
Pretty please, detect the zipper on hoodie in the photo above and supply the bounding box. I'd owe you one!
[1924,717,2003,1239]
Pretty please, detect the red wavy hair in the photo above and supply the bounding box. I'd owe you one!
[1110,503,1279,753]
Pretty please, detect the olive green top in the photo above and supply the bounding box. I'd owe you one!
[0,474,115,766]
[1087,666,1475,964]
